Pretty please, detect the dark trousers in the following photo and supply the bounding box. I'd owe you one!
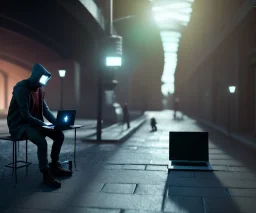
[23,126,64,170]
[123,119,130,129]
[151,125,157,131]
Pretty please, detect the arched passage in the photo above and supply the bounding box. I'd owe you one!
[0,71,5,112]
[0,60,31,115]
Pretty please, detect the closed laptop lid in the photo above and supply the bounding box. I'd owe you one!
[169,132,209,161]
[56,110,76,127]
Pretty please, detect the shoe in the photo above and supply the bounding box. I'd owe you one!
[49,162,73,177]
[41,168,61,188]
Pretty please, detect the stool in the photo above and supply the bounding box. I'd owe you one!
[0,135,32,183]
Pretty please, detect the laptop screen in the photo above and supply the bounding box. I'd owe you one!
[56,110,76,126]
[169,132,209,161]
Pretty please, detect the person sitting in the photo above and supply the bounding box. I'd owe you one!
[7,63,72,188]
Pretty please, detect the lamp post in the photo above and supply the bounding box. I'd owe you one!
[59,70,66,110]
[96,0,123,141]
[228,86,236,135]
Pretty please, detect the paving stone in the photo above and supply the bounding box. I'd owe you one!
[71,192,163,211]
[4,208,52,213]
[123,165,146,170]
[101,183,136,194]
[229,166,254,172]
[94,170,167,185]
[146,165,167,171]
[124,210,162,213]
[232,197,256,213]
[203,197,241,213]
[209,149,225,154]
[168,186,229,197]
[220,179,256,188]
[209,154,233,160]
[228,188,256,197]
[210,159,243,166]
[167,177,223,188]
[104,165,123,170]
[56,207,121,213]
[164,196,204,213]
[212,165,230,171]
[13,192,71,210]
[135,184,165,195]
[168,171,195,178]
[215,171,256,180]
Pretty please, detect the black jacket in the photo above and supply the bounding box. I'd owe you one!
[7,64,56,140]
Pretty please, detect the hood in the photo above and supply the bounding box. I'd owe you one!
[28,63,51,88]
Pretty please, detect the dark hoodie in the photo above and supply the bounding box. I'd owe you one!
[7,63,57,140]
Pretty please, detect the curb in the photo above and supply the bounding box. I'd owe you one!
[85,115,147,143]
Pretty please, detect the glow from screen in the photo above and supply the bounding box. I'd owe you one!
[39,75,50,85]
[64,115,69,122]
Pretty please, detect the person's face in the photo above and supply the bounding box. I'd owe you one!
[39,75,50,86]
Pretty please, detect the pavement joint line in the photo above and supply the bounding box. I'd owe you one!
[161,181,168,212]
[100,183,106,192]
[202,197,207,213]
[132,183,138,194]
[225,188,232,197]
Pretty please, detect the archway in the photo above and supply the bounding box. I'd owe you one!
[0,60,30,115]
[0,72,5,112]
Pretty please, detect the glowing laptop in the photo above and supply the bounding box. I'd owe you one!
[43,110,76,130]
[168,131,213,171]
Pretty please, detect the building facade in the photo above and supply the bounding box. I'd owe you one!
[175,0,256,134]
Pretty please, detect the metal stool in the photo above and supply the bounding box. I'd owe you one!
[0,135,32,183]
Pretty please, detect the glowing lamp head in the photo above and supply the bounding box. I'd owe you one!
[59,70,66,77]
[106,57,122,67]
[229,86,236,94]
[39,75,50,85]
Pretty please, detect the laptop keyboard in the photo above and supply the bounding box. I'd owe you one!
[172,162,208,167]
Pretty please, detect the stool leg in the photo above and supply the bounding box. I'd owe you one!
[12,141,15,168]
[14,141,17,184]
[11,141,15,177]
[26,140,28,163]
[26,139,28,174]
[74,128,77,169]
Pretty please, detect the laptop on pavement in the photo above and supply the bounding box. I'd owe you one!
[168,131,213,171]
[43,110,76,130]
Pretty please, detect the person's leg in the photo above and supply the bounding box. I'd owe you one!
[23,127,61,187]
[43,129,72,176]
[127,119,130,129]
[23,127,48,170]
[44,130,64,164]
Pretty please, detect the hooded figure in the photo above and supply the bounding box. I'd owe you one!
[7,63,72,188]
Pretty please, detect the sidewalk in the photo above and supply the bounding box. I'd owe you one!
[1,110,256,212]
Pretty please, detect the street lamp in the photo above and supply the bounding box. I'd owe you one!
[59,70,66,110]
[96,36,122,141]
[228,86,236,135]
[96,0,123,141]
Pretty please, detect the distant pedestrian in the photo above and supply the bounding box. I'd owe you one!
[122,103,130,129]
[173,98,179,120]
[150,117,157,131]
